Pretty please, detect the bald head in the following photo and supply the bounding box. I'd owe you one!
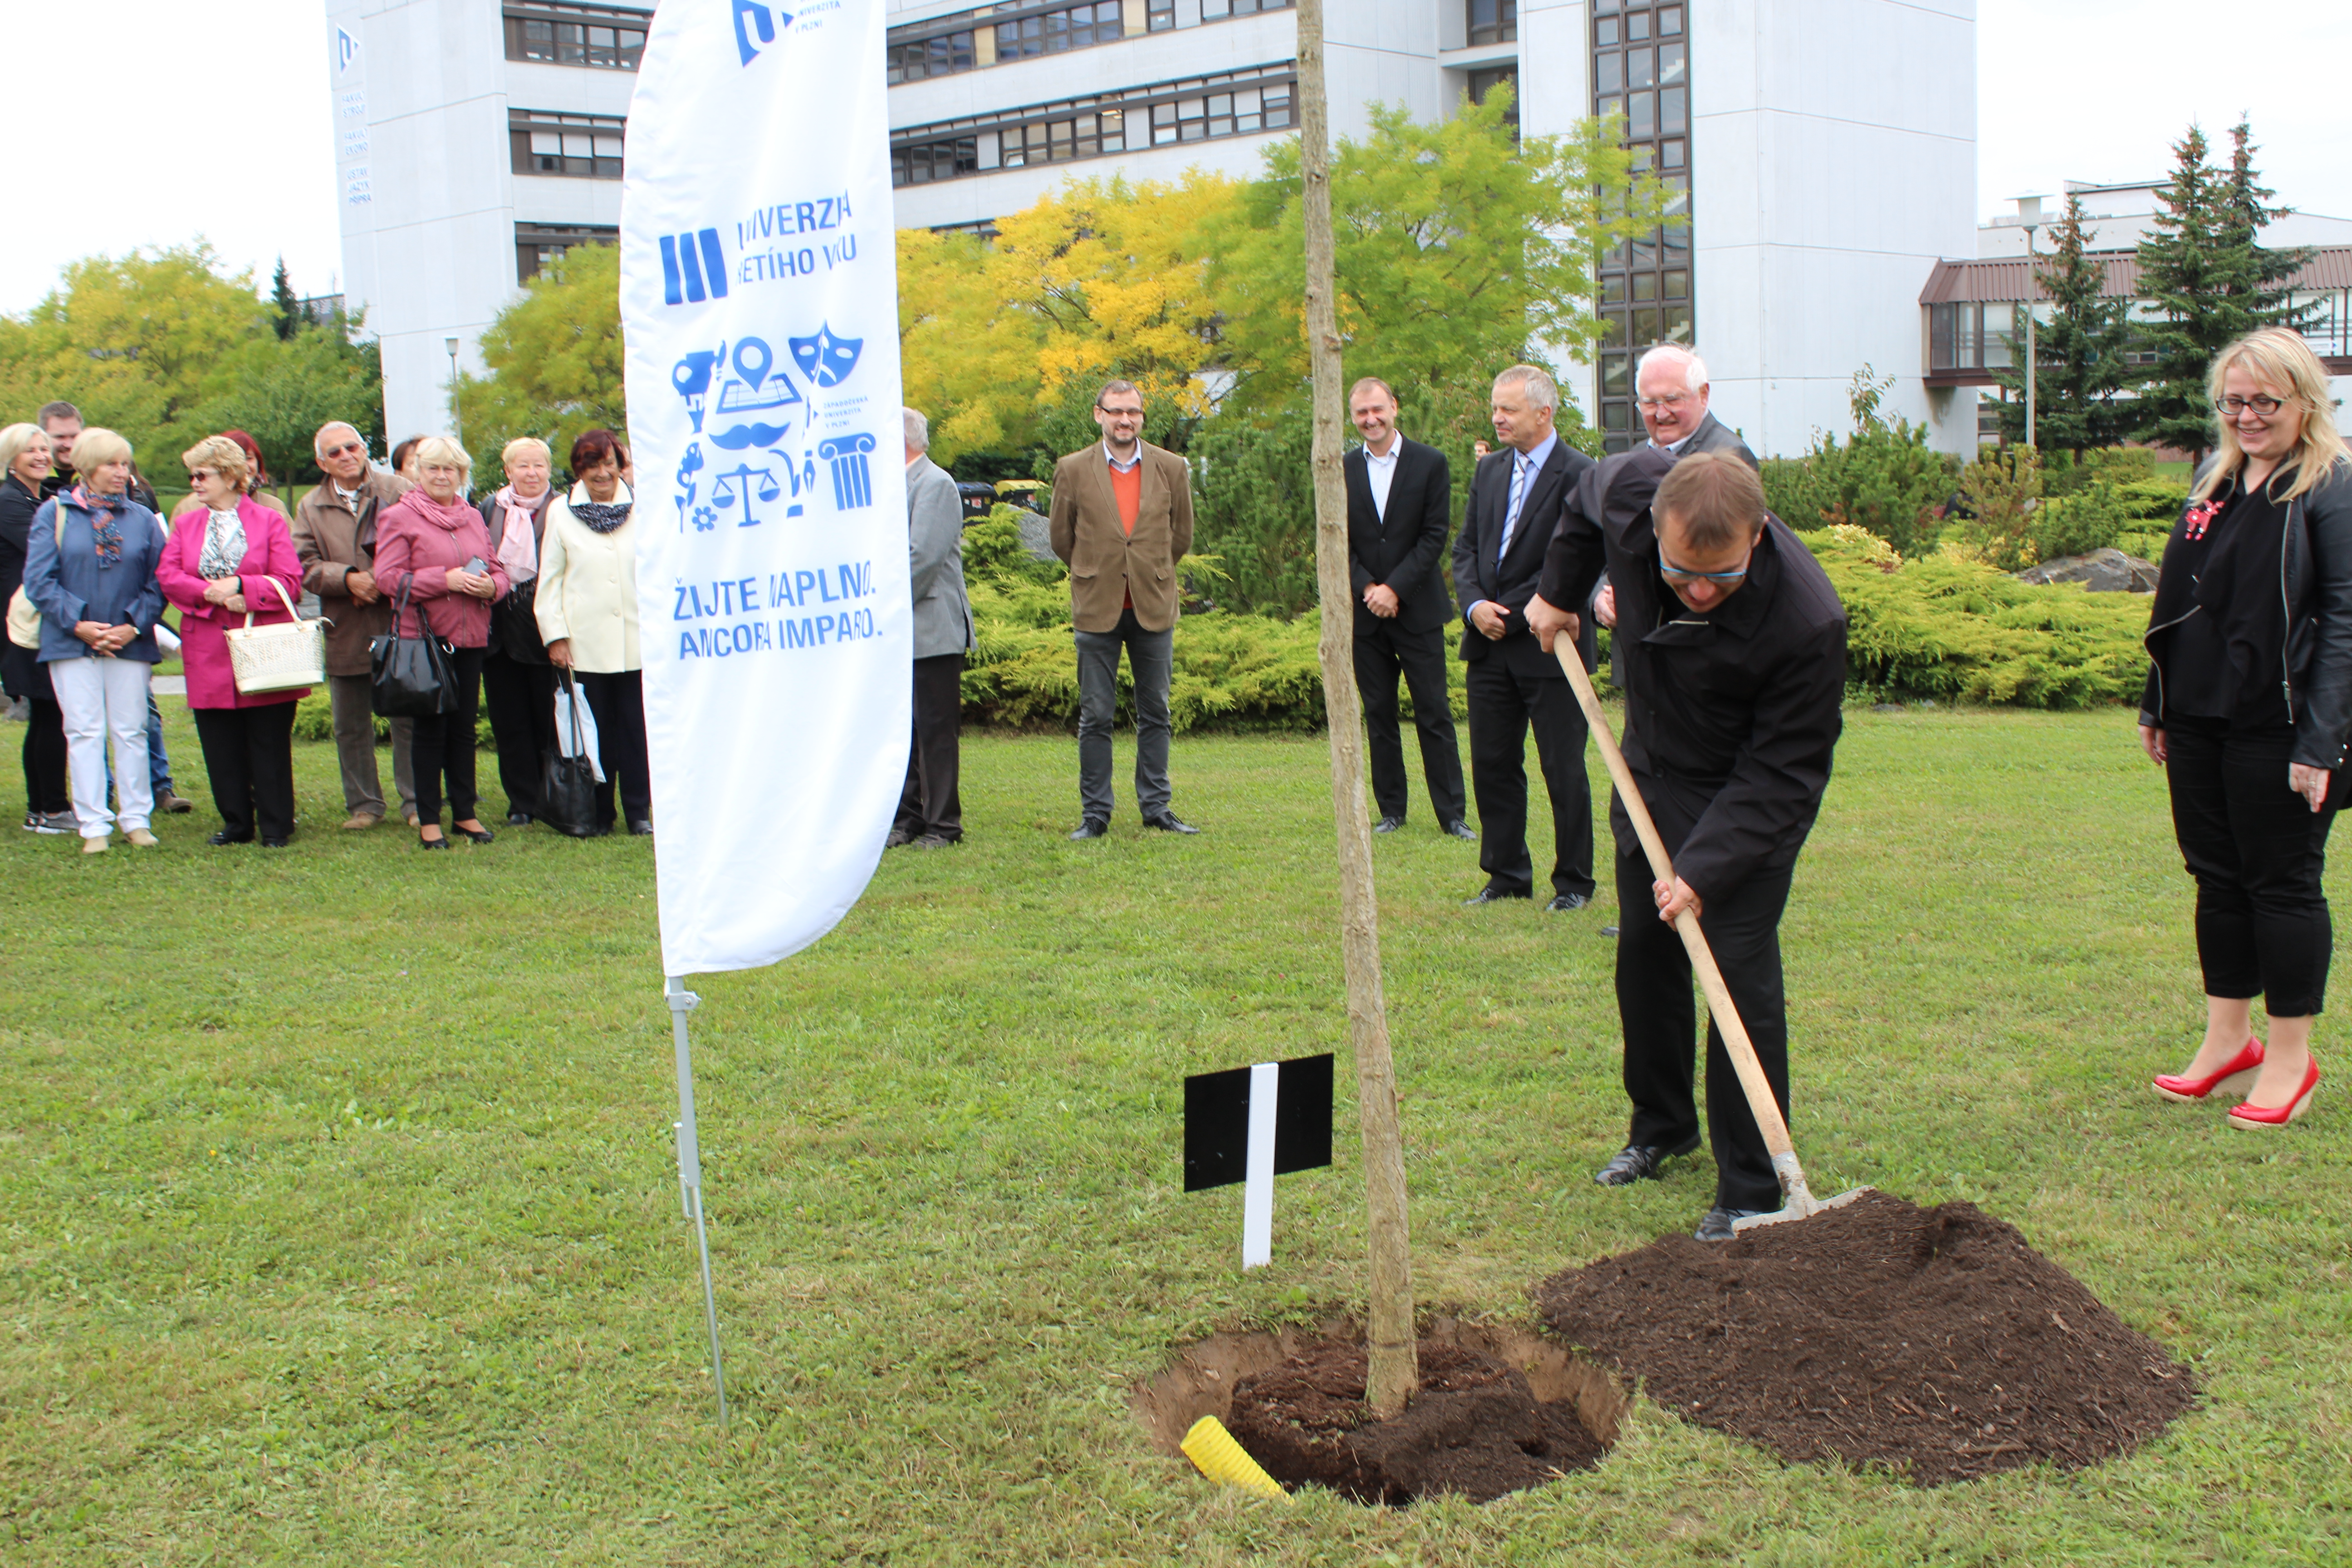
[1635,346,1710,447]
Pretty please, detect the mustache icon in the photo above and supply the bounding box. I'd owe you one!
[710,422,790,450]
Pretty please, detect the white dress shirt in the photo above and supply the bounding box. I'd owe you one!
[1362,436,1401,521]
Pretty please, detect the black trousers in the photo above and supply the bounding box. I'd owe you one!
[191,701,299,842]
[22,698,68,814]
[1465,659,1593,897]
[481,651,558,818]
[1616,845,1795,1213]
[1355,616,1465,825]
[578,669,651,828]
[2165,715,2340,1015]
[409,646,486,827]
[896,652,965,841]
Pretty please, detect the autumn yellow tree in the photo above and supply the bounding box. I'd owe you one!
[897,226,1047,465]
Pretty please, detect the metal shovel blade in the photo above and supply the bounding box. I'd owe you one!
[1730,1186,1877,1233]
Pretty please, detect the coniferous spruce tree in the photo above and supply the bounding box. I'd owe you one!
[2134,120,2311,466]
[270,258,301,342]
[1993,191,2133,456]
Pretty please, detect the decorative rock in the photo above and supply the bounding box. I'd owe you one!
[1013,507,1058,564]
[2014,548,2160,593]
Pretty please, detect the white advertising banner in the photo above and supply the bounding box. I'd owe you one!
[621,0,909,977]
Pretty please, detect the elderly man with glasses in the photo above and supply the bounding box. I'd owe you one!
[290,423,418,828]
[1525,450,1847,1243]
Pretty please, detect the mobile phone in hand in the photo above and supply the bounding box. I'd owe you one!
[462,556,488,576]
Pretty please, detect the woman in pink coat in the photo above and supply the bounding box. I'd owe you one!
[372,436,510,849]
[157,436,309,847]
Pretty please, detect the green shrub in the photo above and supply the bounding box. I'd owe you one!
[1807,526,2149,707]
[1757,372,1960,557]
[2033,479,2132,560]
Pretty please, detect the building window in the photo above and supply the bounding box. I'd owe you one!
[889,29,977,83]
[892,64,1296,186]
[1148,0,1176,28]
[515,224,617,283]
[503,3,648,70]
[1592,0,1691,451]
[996,1,1126,61]
[1201,0,1294,16]
[510,109,627,179]
[1468,66,1518,139]
[1467,0,1517,45]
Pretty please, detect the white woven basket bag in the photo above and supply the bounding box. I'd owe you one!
[225,576,328,694]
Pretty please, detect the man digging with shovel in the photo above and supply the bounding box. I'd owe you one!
[1526,449,1848,1241]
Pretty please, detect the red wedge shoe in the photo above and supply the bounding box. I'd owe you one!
[2226,1058,2320,1129]
[2153,1038,2264,1102]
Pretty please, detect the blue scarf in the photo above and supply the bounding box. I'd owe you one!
[69,485,126,568]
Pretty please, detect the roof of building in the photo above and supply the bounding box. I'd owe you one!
[1921,246,2352,304]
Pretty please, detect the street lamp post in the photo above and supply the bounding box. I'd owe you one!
[446,335,463,450]
[2014,196,2043,450]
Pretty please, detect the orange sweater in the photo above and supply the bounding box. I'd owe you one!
[1109,460,1141,607]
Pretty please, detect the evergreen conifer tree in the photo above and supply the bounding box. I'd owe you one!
[2133,120,2311,465]
[270,258,301,342]
[1992,191,2132,456]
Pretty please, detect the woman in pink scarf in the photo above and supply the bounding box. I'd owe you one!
[373,436,510,849]
[476,436,559,825]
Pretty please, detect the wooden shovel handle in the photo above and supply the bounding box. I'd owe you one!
[1552,630,1818,1210]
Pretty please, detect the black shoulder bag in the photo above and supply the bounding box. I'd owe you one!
[369,573,459,717]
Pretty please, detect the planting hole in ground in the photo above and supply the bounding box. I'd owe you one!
[1134,1317,1626,1505]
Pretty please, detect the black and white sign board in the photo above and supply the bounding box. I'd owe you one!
[1184,1053,1333,1269]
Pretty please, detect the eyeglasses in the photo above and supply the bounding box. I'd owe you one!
[2215,395,2285,417]
[1096,405,1144,420]
[187,469,216,483]
[320,441,367,458]
[1636,393,1694,411]
[1656,543,1753,586]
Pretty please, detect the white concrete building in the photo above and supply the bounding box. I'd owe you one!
[325,0,1980,457]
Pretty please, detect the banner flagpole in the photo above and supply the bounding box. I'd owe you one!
[666,976,729,1426]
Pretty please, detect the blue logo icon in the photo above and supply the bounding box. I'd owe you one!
[733,0,794,66]
[818,435,876,511]
[789,324,862,388]
[660,230,730,306]
[336,27,361,73]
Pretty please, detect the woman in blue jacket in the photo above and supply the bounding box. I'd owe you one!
[23,428,169,853]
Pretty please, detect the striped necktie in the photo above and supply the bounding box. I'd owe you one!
[1499,451,1530,564]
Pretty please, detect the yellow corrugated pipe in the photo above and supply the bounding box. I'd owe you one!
[1181,1416,1289,1502]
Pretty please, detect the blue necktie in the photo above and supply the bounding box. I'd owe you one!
[1499,453,1530,564]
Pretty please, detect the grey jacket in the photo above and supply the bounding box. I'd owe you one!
[1677,409,1760,468]
[907,456,974,658]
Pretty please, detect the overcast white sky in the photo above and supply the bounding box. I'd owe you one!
[1,1,2347,315]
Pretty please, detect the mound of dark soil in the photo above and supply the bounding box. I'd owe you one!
[1536,1191,2195,1484]
[1224,1338,1607,1504]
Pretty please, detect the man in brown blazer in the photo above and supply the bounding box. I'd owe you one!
[1048,379,1198,838]
[289,422,416,829]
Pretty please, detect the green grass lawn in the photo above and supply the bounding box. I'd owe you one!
[4,705,2348,1564]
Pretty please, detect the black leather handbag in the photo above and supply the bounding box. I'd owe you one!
[369,574,458,717]
[538,672,600,838]
[495,577,549,665]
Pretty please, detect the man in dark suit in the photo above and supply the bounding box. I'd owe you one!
[1343,377,1471,839]
[1450,365,1598,911]
[1527,450,1847,1241]
[1589,346,1758,645]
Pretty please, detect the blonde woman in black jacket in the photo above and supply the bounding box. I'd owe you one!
[2141,326,2352,1129]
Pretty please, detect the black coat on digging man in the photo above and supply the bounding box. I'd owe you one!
[1525,446,1848,1242]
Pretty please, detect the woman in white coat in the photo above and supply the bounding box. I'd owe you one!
[535,428,648,835]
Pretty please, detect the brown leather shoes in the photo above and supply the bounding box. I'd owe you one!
[341,813,382,831]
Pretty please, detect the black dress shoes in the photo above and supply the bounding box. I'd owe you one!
[1545,892,1592,913]
[1372,814,1405,834]
[506,811,533,826]
[1696,1205,1770,1242]
[1142,811,1199,834]
[261,837,291,849]
[206,830,254,846]
[1462,884,1531,906]
[457,823,496,844]
[1601,924,1620,938]
[1442,819,1477,841]
[885,827,912,848]
[1069,818,1109,840]
[1593,1134,1703,1186]
[628,819,654,836]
